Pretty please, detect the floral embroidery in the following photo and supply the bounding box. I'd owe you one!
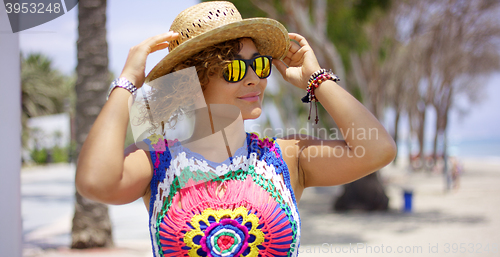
[157,176,295,257]
[184,207,265,257]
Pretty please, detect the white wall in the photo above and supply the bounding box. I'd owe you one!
[0,3,22,257]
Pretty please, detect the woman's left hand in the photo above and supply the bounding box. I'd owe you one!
[273,33,321,90]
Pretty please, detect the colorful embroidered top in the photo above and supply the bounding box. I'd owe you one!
[144,132,301,257]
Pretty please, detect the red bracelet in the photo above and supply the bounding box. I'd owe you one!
[301,69,340,124]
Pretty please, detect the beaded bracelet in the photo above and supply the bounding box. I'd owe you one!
[301,69,340,124]
[308,68,329,85]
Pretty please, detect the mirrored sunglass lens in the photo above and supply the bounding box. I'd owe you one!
[253,57,271,78]
[224,60,246,82]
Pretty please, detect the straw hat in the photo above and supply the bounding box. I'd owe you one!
[145,1,290,83]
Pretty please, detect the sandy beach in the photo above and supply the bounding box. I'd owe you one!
[21,157,500,257]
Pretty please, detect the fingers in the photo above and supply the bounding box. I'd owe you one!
[137,31,179,54]
[289,40,301,54]
[120,31,179,87]
[285,33,321,73]
[285,45,307,67]
[286,40,300,62]
[285,33,312,65]
[282,56,292,66]
[289,33,310,48]
[142,31,179,47]
[149,42,170,53]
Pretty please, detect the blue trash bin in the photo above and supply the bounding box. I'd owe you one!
[403,190,413,212]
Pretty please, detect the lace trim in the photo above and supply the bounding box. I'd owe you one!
[168,139,249,168]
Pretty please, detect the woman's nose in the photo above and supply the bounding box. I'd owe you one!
[243,65,261,86]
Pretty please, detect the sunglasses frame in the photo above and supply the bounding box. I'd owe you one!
[222,55,273,83]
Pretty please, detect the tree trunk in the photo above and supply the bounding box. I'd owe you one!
[408,111,415,165]
[432,107,440,166]
[71,0,113,249]
[432,107,446,164]
[392,110,400,165]
[334,172,389,211]
[416,107,426,170]
[71,193,113,248]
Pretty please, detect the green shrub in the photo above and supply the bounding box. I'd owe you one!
[31,148,48,164]
[52,146,68,163]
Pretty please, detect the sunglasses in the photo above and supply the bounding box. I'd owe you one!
[222,55,273,83]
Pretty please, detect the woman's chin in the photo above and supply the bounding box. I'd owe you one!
[242,108,262,120]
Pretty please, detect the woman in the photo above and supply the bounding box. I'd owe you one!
[75,1,396,256]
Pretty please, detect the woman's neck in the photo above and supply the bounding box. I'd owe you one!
[185,104,246,159]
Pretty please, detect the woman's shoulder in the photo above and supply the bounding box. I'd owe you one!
[248,132,307,201]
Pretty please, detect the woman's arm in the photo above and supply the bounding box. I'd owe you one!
[75,32,179,204]
[274,33,397,191]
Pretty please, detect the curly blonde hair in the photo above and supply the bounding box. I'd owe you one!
[133,38,244,133]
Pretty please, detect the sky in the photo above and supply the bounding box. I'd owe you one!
[12,0,500,157]
[18,0,199,76]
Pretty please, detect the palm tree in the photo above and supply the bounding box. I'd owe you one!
[71,0,113,248]
[21,53,69,148]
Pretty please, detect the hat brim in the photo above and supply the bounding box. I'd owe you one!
[145,18,290,83]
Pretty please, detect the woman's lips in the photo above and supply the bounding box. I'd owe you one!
[238,92,260,102]
[238,95,259,102]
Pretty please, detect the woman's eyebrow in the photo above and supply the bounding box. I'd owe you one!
[235,52,261,59]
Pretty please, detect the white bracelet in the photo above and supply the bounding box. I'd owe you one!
[106,77,138,100]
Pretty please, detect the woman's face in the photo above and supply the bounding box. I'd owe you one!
[202,38,267,120]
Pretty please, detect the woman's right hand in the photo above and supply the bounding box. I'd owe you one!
[119,31,179,87]
[76,31,178,205]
